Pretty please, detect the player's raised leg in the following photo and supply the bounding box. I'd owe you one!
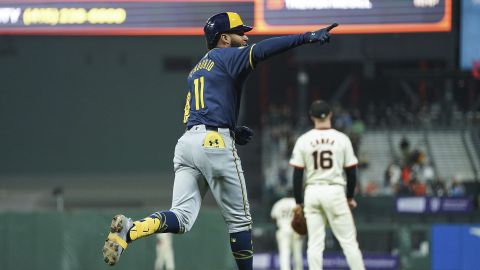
[102,137,208,266]
[102,211,181,266]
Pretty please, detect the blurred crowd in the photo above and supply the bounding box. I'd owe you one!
[380,136,466,198]
[362,100,475,129]
[361,81,480,129]
[261,101,472,200]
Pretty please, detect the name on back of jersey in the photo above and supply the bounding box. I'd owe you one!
[310,137,335,147]
[189,58,215,77]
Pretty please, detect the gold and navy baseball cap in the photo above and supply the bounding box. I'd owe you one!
[309,100,331,119]
[204,12,253,49]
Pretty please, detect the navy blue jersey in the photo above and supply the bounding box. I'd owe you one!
[183,33,308,129]
[184,45,254,129]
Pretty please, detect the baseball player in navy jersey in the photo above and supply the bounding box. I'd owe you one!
[289,100,365,270]
[102,12,338,270]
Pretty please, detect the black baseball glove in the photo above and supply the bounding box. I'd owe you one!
[234,126,254,146]
[305,23,339,44]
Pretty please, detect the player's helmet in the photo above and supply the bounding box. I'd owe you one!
[204,12,253,50]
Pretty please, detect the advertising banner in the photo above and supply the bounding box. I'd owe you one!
[0,0,451,35]
[253,252,398,270]
[396,197,474,214]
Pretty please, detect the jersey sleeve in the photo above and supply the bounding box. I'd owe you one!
[343,135,358,168]
[219,46,255,78]
[289,139,305,168]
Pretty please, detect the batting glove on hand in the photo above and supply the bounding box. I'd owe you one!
[234,126,254,146]
[306,23,338,44]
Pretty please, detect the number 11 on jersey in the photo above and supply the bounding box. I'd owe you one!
[194,76,205,110]
[183,76,206,124]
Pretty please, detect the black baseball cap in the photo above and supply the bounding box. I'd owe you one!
[309,100,331,119]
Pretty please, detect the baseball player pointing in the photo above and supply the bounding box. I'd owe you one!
[289,100,365,270]
[103,12,338,270]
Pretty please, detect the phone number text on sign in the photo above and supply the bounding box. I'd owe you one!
[11,7,126,26]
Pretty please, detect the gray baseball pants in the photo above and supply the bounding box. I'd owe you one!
[170,124,252,233]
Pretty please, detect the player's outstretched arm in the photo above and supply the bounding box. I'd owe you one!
[250,23,339,65]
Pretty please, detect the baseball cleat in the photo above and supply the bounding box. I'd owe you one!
[103,214,133,266]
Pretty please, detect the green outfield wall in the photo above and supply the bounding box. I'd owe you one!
[1,207,479,270]
[0,209,236,270]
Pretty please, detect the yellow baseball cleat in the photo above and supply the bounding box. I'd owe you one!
[102,214,133,266]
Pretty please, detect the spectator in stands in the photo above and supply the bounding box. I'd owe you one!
[409,177,426,196]
[430,177,447,197]
[419,162,435,184]
[409,152,431,194]
[396,181,414,196]
[448,177,466,197]
[364,180,379,196]
[409,149,424,166]
[400,165,412,188]
[399,137,411,168]
[384,162,401,195]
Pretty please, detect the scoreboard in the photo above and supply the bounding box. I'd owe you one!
[0,0,451,35]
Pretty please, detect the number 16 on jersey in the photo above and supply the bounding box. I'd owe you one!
[312,150,333,169]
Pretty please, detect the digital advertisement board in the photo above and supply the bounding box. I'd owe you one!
[460,0,480,70]
[0,0,451,35]
[256,0,451,34]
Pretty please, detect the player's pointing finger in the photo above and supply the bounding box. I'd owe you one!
[326,23,339,32]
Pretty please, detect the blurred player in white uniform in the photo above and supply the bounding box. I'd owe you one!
[289,100,365,270]
[154,233,174,270]
[270,194,304,270]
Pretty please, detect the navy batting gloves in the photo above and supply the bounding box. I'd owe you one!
[306,23,338,44]
[234,126,254,146]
